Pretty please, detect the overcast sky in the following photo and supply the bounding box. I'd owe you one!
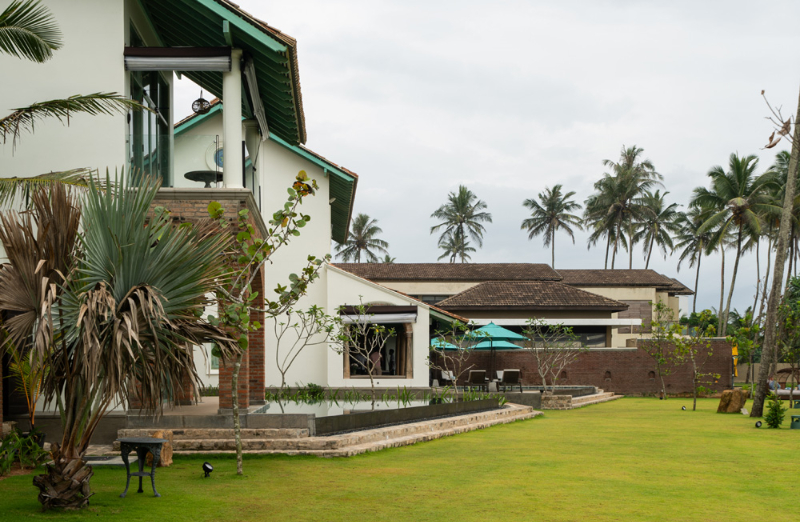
[174,0,800,316]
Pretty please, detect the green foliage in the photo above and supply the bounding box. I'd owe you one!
[0,428,48,475]
[682,309,718,337]
[764,393,786,428]
[200,385,219,397]
[306,383,325,401]
[0,0,61,63]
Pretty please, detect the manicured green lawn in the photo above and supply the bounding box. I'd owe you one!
[0,398,797,521]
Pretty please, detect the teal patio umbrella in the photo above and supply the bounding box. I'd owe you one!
[472,323,528,379]
[431,338,460,350]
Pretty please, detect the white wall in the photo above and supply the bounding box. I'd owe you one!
[0,0,167,180]
[325,266,431,389]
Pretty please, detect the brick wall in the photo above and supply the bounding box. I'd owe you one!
[248,266,266,405]
[151,189,267,412]
[433,338,732,396]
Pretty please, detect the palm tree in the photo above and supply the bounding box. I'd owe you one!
[0,0,142,203]
[585,146,662,268]
[335,213,389,262]
[521,184,582,268]
[430,185,492,260]
[674,208,714,314]
[0,177,237,509]
[437,231,476,263]
[690,153,780,336]
[379,254,396,263]
[633,190,680,269]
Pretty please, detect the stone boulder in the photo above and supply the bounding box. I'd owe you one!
[146,430,174,467]
[716,389,749,413]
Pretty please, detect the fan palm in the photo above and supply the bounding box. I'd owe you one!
[430,185,492,258]
[0,177,238,509]
[437,231,476,263]
[585,146,662,268]
[335,213,389,262]
[674,208,714,314]
[521,184,582,268]
[0,0,144,203]
[633,190,680,269]
[690,153,781,335]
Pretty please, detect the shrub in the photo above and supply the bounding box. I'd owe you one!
[307,383,325,401]
[0,428,49,475]
[764,393,786,429]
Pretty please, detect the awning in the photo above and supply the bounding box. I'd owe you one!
[340,305,417,324]
[470,318,642,327]
[123,47,231,71]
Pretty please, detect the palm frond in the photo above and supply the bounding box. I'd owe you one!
[0,0,61,62]
[1,93,148,149]
[0,168,103,208]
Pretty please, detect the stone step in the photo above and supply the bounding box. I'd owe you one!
[168,405,533,452]
[571,393,623,408]
[114,428,309,450]
[171,404,540,457]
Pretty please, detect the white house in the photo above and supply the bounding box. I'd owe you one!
[1,1,458,421]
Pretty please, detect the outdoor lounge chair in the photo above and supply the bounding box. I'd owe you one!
[465,370,488,391]
[497,369,522,392]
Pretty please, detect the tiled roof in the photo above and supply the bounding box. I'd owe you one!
[556,269,688,292]
[332,263,561,282]
[436,281,629,312]
[326,265,468,323]
[666,278,695,296]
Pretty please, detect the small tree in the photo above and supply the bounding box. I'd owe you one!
[674,331,718,411]
[427,320,482,401]
[335,300,395,409]
[522,319,585,395]
[764,393,786,428]
[208,170,328,475]
[272,305,343,397]
[640,302,686,399]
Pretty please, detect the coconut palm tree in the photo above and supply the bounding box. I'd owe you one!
[674,208,714,314]
[583,192,618,269]
[521,184,582,268]
[437,231,476,263]
[691,153,781,335]
[430,185,492,259]
[633,190,680,269]
[0,0,142,205]
[379,254,396,263]
[335,213,389,263]
[0,177,238,509]
[585,146,662,268]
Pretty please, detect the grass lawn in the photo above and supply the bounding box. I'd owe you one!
[0,397,797,521]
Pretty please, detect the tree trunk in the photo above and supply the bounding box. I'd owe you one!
[758,236,773,322]
[645,236,654,269]
[751,239,761,322]
[786,240,794,289]
[33,443,93,510]
[721,228,743,337]
[692,250,702,314]
[604,235,610,269]
[551,229,555,269]
[753,86,800,417]
[628,223,634,269]
[231,352,244,475]
[718,245,726,335]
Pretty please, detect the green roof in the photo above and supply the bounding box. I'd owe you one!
[140,0,306,145]
[175,105,357,243]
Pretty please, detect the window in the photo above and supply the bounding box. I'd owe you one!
[344,322,413,378]
[127,27,171,186]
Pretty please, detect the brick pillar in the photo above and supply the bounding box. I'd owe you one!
[219,347,250,410]
[248,266,266,405]
[174,367,196,406]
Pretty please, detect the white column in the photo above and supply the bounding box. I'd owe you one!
[243,119,260,191]
[222,49,243,188]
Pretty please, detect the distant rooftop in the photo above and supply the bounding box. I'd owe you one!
[436,281,629,312]
[332,263,561,282]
